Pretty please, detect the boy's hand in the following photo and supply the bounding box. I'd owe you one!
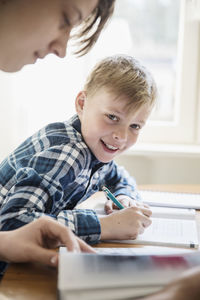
[105,194,151,215]
[99,206,152,240]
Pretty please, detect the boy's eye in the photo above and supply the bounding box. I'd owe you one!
[130,124,141,130]
[107,114,118,121]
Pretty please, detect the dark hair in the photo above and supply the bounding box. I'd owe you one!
[73,0,116,56]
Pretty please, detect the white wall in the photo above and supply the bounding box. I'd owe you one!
[115,154,200,185]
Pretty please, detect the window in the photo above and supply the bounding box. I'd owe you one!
[139,0,200,144]
[85,0,200,145]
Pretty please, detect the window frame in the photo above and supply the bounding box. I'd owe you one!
[139,0,200,145]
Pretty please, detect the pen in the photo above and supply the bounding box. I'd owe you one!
[102,186,124,209]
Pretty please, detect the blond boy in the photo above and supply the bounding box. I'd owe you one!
[0,54,156,244]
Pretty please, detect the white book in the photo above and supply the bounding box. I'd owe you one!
[140,190,200,209]
[93,247,194,256]
[58,250,200,300]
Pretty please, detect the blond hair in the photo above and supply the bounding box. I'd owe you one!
[84,54,157,111]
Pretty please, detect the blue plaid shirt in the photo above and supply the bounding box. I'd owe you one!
[0,115,140,244]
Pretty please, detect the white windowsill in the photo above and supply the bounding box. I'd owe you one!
[123,143,200,158]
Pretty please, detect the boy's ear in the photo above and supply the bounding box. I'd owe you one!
[75,91,87,117]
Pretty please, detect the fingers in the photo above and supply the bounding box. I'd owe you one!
[59,227,83,253]
[39,217,94,253]
[135,201,150,209]
[3,218,94,267]
[126,206,152,235]
[29,218,95,267]
[138,225,145,235]
[130,216,151,237]
[58,226,95,253]
[39,217,79,252]
[142,215,152,228]
[116,196,136,208]
[104,199,114,214]
[76,237,96,253]
[105,196,151,217]
[138,207,152,228]
[30,245,60,267]
[140,207,152,218]
[32,239,96,268]
[105,197,133,214]
[117,198,130,208]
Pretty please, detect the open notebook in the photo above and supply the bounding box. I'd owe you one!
[98,206,199,248]
[76,191,199,249]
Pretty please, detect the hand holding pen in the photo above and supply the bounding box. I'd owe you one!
[102,186,151,216]
[99,186,152,240]
[102,186,124,211]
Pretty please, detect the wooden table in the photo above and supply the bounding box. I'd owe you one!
[0,185,200,300]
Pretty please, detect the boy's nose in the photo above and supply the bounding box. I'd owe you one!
[112,128,127,142]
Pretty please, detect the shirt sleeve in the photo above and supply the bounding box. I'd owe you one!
[103,161,142,201]
[0,145,101,244]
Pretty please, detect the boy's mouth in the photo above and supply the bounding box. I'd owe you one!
[101,140,119,153]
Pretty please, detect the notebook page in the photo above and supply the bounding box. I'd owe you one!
[150,206,195,219]
[95,206,195,220]
[140,190,200,209]
[105,218,199,248]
